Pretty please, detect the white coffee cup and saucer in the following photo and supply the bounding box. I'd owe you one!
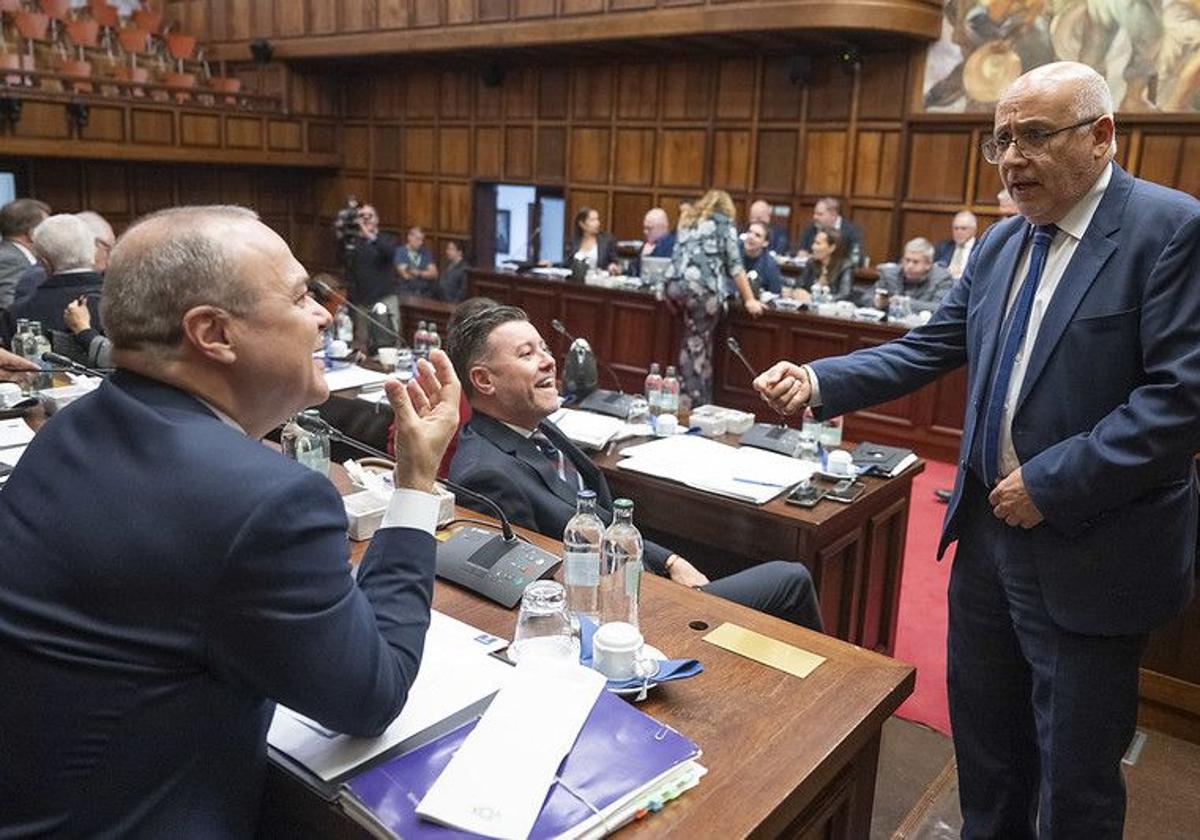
[590,621,664,697]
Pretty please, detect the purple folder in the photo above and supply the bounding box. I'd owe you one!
[344,688,700,838]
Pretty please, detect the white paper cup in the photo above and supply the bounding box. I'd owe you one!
[826,449,854,477]
[591,621,655,681]
[377,347,399,368]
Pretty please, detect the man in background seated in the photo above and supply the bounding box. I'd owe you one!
[395,226,438,297]
[446,297,823,631]
[436,239,468,303]
[876,237,955,314]
[0,198,49,310]
[796,196,863,263]
[933,210,977,279]
[747,199,789,255]
[76,210,116,273]
[631,207,674,277]
[739,221,784,296]
[11,214,103,361]
[0,205,461,836]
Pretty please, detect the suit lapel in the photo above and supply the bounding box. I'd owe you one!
[969,222,1029,408]
[470,413,580,508]
[538,420,611,508]
[1014,168,1129,412]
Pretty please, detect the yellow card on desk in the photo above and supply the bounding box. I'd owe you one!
[702,622,826,678]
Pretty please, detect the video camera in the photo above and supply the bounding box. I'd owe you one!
[333,196,364,254]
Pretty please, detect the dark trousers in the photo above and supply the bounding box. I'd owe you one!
[702,560,823,633]
[949,476,1146,840]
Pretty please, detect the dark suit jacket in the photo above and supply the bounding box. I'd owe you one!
[566,232,620,271]
[0,371,436,836]
[449,411,671,575]
[810,166,1200,635]
[0,239,37,308]
[10,269,103,335]
[933,238,956,266]
[798,218,863,257]
[876,262,955,313]
[630,232,675,277]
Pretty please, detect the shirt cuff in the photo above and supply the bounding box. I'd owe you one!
[803,364,823,408]
[380,488,440,535]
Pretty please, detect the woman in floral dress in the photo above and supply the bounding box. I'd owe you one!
[668,190,764,407]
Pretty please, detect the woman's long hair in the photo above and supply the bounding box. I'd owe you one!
[571,206,597,250]
[678,189,736,230]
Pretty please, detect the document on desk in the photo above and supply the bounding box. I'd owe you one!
[615,435,813,504]
[0,418,34,448]
[0,445,27,467]
[322,364,394,393]
[267,611,510,784]
[547,407,624,450]
[417,659,607,840]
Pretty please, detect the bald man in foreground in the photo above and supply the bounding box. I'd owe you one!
[0,206,462,836]
[755,62,1200,838]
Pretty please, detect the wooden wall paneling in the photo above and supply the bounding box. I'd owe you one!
[561,0,604,14]
[13,102,69,140]
[852,206,893,263]
[538,66,569,119]
[258,169,297,215]
[275,0,306,36]
[658,128,706,188]
[569,127,610,183]
[308,122,337,153]
[440,126,472,176]
[268,120,304,151]
[1137,134,1183,190]
[711,129,750,191]
[373,126,402,173]
[405,70,438,118]
[504,67,538,119]
[343,124,371,169]
[393,0,422,27]
[715,57,756,120]
[226,116,265,150]
[345,81,373,118]
[572,65,613,121]
[611,191,653,240]
[341,0,376,31]
[181,113,222,147]
[906,131,970,203]
[405,177,439,229]
[759,58,803,122]
[220,166,257,207]
[477,75,504,119]
[852,130,899,198]
[610,0,657,8]
[309,0,338,34]
[131,109,175,145]
[569,189,609,231]
[661,60,712,121]
[536,126,566,181]
[477,0,510,21]
[446,0,474,24]
[614,128,655,186]
[84,163,129,216]
[372,177,404,226]
[227,0,254,40]
[973,147,1003,205]
[181,164,225,205]
[856,52,908,121]
[439,182,472,234]
[475,126,503,177]
[899,210,954,252]
[132,165,177,214]
[616,63,658,120]
[806,59,854,122]
[313,173,350,217]
[504,126,534,179]
[755,129,798,194]
[802,129,847,196]
[515,0,555,17]
[404,126,436,173]
[29,160,82,212]
[1177,136,1200,197]
[371,77,403,120]
[441,70,474,119]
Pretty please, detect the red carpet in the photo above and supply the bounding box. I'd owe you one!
[892,458,958,736]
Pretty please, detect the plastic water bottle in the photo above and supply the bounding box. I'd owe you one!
[12,319,31,361]
[599,498,643,627]
[660,366,680,417]
[563,490,605,627]
[427,323,441,353]
[413,320,429,361]
[281,409,331,476]
[644,363,662,416]
[28,322,52,389]
[335,306,354,343]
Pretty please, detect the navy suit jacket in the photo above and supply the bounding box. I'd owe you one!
[933,238,956,266]
[810,166,1200,635]
[630,232,674,277]
[449,412,671,575]
[0,372,436,836]
[10,269,103,335]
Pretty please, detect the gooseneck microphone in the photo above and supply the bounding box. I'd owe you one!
[294,412,520,543]
[294,411,561,607]
[308,277,407,347]
[41,351,111,380]
[550,318,625,395]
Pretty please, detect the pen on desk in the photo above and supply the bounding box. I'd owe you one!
[731,476,787,488]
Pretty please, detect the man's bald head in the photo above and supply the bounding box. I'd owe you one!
[642,207,670,243]
[102,206,264,353]
[749,200,771,225]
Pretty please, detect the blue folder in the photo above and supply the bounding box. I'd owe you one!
[344,688,700,838]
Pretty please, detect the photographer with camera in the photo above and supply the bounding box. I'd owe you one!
[338,201,400,350]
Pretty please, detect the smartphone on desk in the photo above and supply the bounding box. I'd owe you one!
[785,482,825,508]
[824,478,866,504]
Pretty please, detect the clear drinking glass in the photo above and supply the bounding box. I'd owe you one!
[508,580,581,664]
[888,295,913,324]
[625,395,653,437]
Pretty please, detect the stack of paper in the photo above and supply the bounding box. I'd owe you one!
[267,611,510,787]
[322,365,394,393]
[547,407,625,450]
[615,435,813,504]
[0,419,34,482]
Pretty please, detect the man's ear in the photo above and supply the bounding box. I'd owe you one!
[180,305,236,364]
[469,365,494,396]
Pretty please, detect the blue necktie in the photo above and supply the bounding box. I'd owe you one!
[981,224,1057,486]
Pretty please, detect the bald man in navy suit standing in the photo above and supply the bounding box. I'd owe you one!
[755,62,1200,839]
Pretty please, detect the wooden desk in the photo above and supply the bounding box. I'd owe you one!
[261,493,916,839]
[468,269,967,463]
[594,442,923,655]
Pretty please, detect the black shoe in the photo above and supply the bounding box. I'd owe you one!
[934,488,952,503]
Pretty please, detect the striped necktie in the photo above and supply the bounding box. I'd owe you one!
[531,430,581,491]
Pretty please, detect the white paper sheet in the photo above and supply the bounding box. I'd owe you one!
[417,660,606,840]
[267,611,510,782]
[0,445,27,467]
[322,365,393,393]
[548,407,624,450]
[0,419,34,448]
[614,435,812,504]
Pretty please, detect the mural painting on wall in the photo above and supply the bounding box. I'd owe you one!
[923,0,1200,113]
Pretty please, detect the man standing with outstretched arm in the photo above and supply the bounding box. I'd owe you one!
[755,62,1200,839]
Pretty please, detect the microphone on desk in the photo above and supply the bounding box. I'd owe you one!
[41,351,111,380]
[295,414,563,608]
[550,318,625,395]
[294,412,519,544]
[308,277,408,347]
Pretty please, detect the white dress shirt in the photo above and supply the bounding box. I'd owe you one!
[948,236,975,277]
[12,241,37,265]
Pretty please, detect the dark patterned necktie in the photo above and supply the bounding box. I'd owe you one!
[531,430,581,490]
